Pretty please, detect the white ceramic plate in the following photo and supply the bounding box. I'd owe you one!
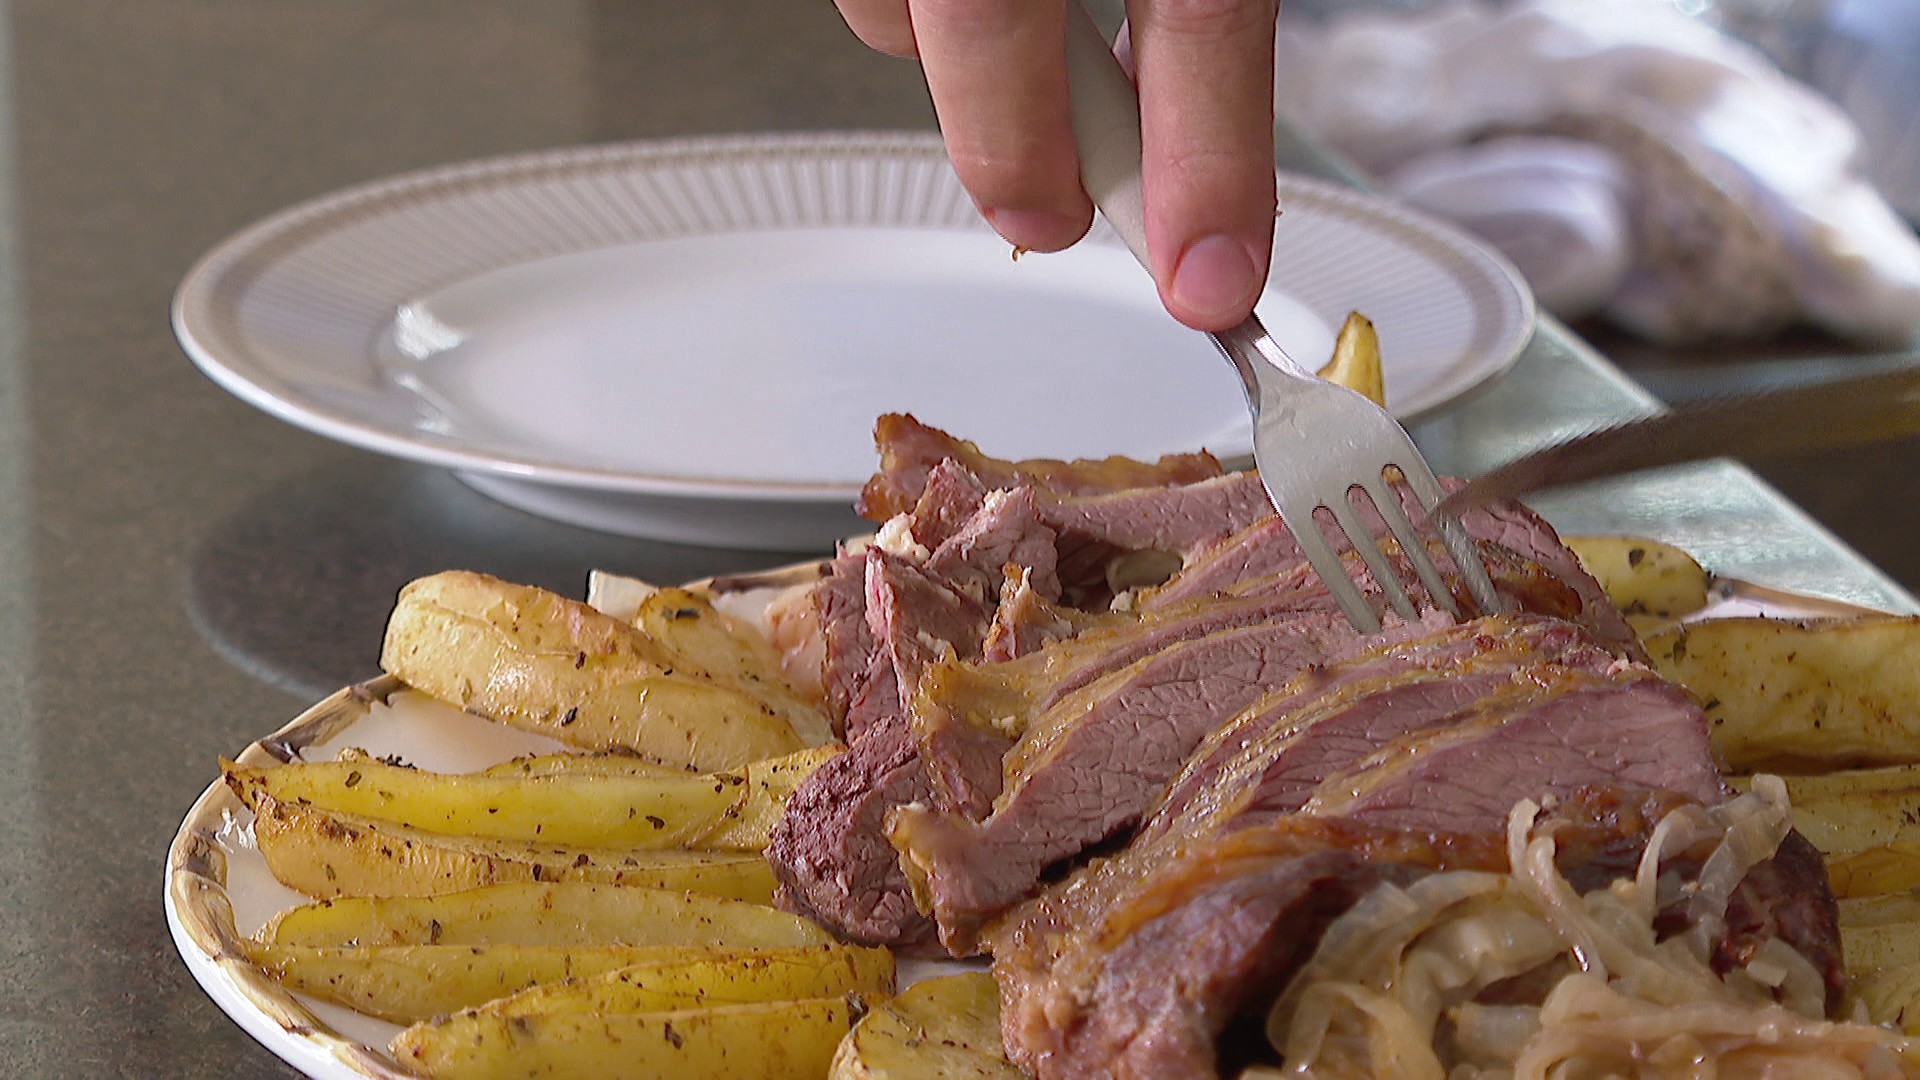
[173,132,1534,550]
[167,572,1880,1079]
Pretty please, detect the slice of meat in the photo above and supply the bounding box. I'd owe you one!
[906,458,992,550]
[991,789,1838,1080]
[768,550,997,945]
[891,612,1453,953]
[1038,471,1275,578]
[1719,830,1846,1011]
[766,710,937,948]
[1137,480,1642,659]
[919,584,1351,746]
[981,566,1091,663]
[991,816,1515,1080]
[1143,617,1622,845]
[924,487,1061,605]
[1303,671,1724,831]
[860,413,1224,521]
[814,552,876,728]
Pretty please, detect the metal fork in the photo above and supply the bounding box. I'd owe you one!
[1062,4,1500,632]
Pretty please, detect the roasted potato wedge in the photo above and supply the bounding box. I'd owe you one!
[243,789,776,901]
[830,972,1019,1079]
[1843,920,1920,973]
[262,882,828,949]
[471,745,839,851]
[477,751,686,780]
[700,745,842,851]
[392,994,862,1079]
[1642,616,1920,772]
[1841,891,1920,928]
[1562,535,1711,633]
[631,586,833,745]
[1315,311,1385,408]
[224,757,741,849]
[381,571,808,770]
[1828,844,1920,899]
[248,941,886,1025]
[323,941,889,1028]
[1851,960,1920,1034]
[1771,767,1920,857]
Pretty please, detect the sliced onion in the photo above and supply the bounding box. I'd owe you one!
[1265,785,1916,1076]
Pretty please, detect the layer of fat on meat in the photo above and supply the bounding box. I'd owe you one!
[874,513,931,562]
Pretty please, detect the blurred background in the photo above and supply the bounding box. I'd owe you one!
[1267,0,1920,585]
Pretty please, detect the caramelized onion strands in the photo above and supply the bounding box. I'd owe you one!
[1270,781,1920,1077]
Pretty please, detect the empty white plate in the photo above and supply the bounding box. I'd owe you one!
[173,132,1534,550]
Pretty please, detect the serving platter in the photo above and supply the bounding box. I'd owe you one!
[173,132,1534,550]
[166,567,1883,1079]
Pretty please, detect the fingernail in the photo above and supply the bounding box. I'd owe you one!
[983,208,1082,252]
[1169,234,1262,326]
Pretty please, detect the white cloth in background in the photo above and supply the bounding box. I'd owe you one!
[1274,0,1920,346]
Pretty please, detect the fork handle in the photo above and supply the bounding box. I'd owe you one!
[1063,3,1153,272]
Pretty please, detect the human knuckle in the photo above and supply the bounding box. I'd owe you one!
[949,149,1063,208]
[1145,0,1273,36]
[913,0,1025,34]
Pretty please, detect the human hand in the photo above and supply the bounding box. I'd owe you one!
[836,0,1282,331]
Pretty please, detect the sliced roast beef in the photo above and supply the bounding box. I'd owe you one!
[990,789,1841,1080]
[981,566,1090,662]
[766,710,937,948]
[1303,671,1723,830]
[993,816,1534,1080]
[891,612,1454,953]
[1142,617,1622,846]
[859,412,1223,521]
[1136,478,1641,659]
[767,549,997,944]
[813,552,876,727]
[915,584,1352,745]
[906,458,992,550]
[923,486,1061,604]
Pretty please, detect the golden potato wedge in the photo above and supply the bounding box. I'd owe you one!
[1743,766,1920,857]
[473,942,892,1017]
[322,941,890,1028]
[471,744,840,851]
[478,751,686,780]
[1843,920,1920,973]
[1841,891,1920,929]
[243,790,775,901]
[381,571,806,770]
[1851,960,1920,1034]
[699,745,842,851]
[1642,616,1920,772]
[631,586,834,746]
[392,994,861,1080]
[1315,311,1385,408]
[1827,843,1920,899]
[1562,535,1710,632]
[248,942,887,1025]
[830,972,1019,1080]
[244,942,684,1024]
[262,882,828,949]
[224,757,741,849]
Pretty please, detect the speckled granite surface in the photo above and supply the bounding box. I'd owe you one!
[0,2,1909,1077]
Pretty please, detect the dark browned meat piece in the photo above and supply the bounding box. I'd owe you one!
[992,789,1844,1080]
[891,610,1443,954]
[860,412,1224,521]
